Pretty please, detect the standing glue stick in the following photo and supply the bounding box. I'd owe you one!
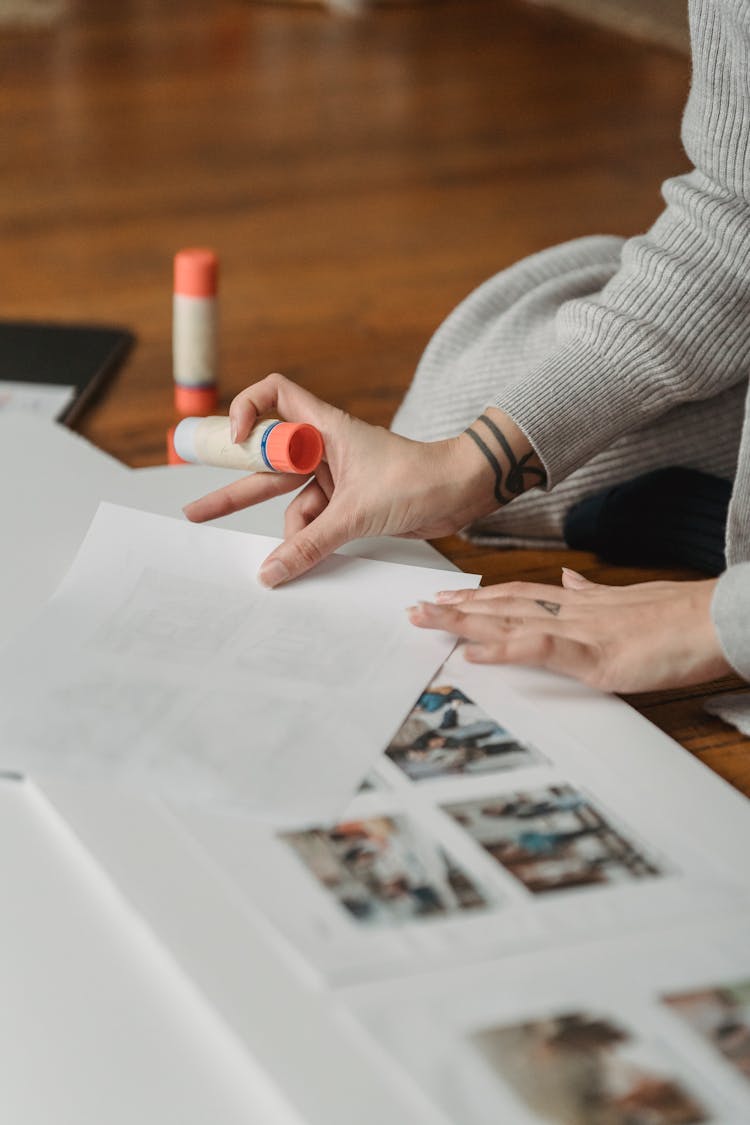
[173,416,324,474]
[173,248,219,416]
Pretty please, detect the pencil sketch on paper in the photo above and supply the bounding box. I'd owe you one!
[1,677,179,774]
[472,1010,709,1124]
[444,784,662,895]
[89,567,247,665]
[231,606,346,687]
[386,679,543,782]
[281,814,492,926]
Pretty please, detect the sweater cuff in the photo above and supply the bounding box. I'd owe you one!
[491,340,668,489]
[711,563,750,682]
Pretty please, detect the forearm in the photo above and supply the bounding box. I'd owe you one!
[493,0,750,488]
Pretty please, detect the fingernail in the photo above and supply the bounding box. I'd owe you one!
[408,601,438,618]
[258,559,290,588]
[562,566,587,587]
[435,590,461,603]
[230,419,238,444]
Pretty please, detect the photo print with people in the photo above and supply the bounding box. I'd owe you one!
[280,814,490,926]
[444,784,662,895]
[385,678,543,782]
[663,979,750,1084]
[472,1009,709,1124]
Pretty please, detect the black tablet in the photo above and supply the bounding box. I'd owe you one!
[0,319,135,425]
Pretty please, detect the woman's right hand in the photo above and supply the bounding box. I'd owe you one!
[183,373,542,587]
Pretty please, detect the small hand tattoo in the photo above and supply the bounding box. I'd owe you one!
[465,414,546,505]
[535,599,561,616]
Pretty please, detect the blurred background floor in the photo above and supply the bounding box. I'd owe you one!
[2,0,747,788]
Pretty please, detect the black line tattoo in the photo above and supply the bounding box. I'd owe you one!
[465,413,546,505]
[535,599,561,616]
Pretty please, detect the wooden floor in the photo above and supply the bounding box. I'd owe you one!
[2,0,747,793]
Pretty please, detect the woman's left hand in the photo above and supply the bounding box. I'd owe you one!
[408,570,732,693]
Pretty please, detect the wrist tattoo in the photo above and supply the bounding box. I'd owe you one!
[465,414,546,505]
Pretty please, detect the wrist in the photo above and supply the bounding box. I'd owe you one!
[452,407,546,519]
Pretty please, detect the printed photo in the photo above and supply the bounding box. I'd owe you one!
[472,1009,708,1124]
[280,814,488,926]
[663,979,750,1082]
[444,784,661,894]
[386,680,542,781]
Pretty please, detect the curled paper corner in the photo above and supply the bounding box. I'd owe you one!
[703,690,750,738]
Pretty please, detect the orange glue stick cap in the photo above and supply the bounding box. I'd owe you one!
[174,248,219,298]
[174,383,219,417]
[265,422,324,474]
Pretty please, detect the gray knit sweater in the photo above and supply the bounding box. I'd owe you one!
[393,0,750,683]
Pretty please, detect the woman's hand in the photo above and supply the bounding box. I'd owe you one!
[408,570,732,693]
[183,374,542,587]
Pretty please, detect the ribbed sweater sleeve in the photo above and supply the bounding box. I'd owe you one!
[711,563,750,681]
[492,0,750,488]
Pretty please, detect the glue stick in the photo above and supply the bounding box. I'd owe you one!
[173,416,324,474]
[173,247,219,416]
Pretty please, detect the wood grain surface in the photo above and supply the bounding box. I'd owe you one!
[2,0,747,793]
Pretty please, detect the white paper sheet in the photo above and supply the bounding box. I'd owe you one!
[5,416,749,1123]
[179,649,750,985]
[0,414,458,643]
[0,414,130,639]
[342,915,750,1124]
[0,380,75,419]
[0,778,304,1125]
[704,690,750,736]
[0,502,477,820]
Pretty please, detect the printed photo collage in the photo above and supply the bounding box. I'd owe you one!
[277,670,667,933]
[341,925,750,1125]
[472,979,750,1125]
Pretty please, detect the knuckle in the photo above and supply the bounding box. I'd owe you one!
[290,535,324,569]
[211,488,239,516]
[504,581,529,598]
[347,507,369,538]
[585,644,616,691]
[586,667,613,692]
[534,634,556,661]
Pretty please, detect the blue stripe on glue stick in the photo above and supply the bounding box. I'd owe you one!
[260,421,281,471]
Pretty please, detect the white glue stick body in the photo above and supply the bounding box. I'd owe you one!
[173,416,324,474]
[173,248,219,416]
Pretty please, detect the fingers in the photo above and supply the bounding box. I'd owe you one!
[258,503,351,588]
[284,478,329,538]
[433,573,675,610]
[229,373,340,444]
[421,595,566,622]
[183,470,302,523]
[408,602,600,683]
[465,633,598,681]
[314,460,335,501]
[434,579,585,608]
[407,601,584,643]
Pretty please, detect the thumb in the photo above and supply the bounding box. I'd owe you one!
[258,505,349,588]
